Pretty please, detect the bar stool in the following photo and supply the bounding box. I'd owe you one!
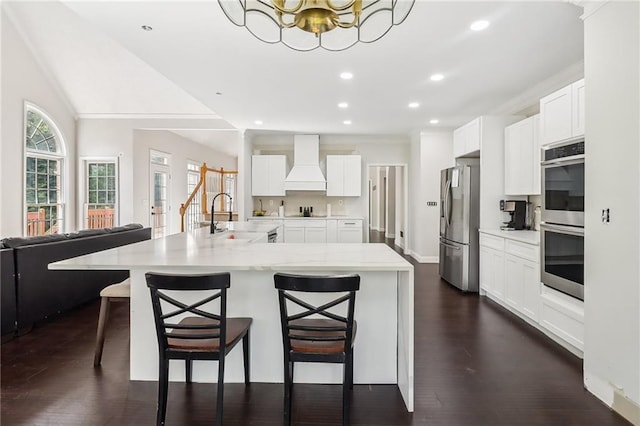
[274,272,360,426]
[146,272,251,426]
[94,278,130,366]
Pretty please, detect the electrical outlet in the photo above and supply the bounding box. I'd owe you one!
[338,199,343,206]
[601,208,610,223]
[269,200,274,206]
[427,201,438,206]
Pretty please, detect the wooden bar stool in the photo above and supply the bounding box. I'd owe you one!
[274,273,360,426]
[146,272,252,426]
[93,278,130,367]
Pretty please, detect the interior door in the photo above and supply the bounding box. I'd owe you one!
[150,164,170,239]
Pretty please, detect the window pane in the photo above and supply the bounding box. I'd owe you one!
[89,190,97,203]
[37,190,48,203]
[37,174,48,189]
[37,159,48,173]
[26,189,36,204]
[49,190,58,202]
[98,191,106,204]
[89,163,98,176]
[107,192,115,204]
[106,163,115,175]
[97,164,106,177]
[26,173,35,189]
[48,175,57,189]
[97,178,106,190]
[49,159,58,173]
[107,177,115,190]
[26,157,36,172]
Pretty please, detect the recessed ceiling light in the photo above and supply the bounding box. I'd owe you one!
[430,73,444,82]
[430,119,439,124]
[470,20,490,31]
[254,120,263,125]
[408,102,420,108]
[141,25,153,31]
[215,92,223,96]
[340,72,353,80]
[343,120,352,125]
[338,102,349,108]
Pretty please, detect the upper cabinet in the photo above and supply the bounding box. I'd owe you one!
[251,155,287,196]
[539,79,585,146]
[453,118,481,158]
[504,115,540,195]
[326,155,361,196]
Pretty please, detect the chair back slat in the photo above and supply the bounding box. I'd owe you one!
[274,273,360,356]
[146,272,230,352]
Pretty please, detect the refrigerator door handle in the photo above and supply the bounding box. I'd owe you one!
[439,240,461,250]
[444,179,452,228]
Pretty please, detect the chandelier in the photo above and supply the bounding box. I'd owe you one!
[218,0,415,52]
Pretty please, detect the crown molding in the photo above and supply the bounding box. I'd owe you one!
[75,112,222,120]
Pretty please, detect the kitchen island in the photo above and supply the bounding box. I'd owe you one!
[50,228,414,411]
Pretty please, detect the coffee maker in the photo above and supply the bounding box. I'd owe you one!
[500,200,527,230]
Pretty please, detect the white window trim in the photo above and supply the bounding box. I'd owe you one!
[78,156,120,229]
[23,102,68,235]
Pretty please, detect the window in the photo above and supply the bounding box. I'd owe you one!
[184,161,203,232]
[83,159,118,229]
[25,107,66,236]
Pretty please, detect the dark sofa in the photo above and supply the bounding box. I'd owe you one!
[1,224,151,339]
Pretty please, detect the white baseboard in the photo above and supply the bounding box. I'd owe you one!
[407,251,438,263]
[585,372,640,425]
[385,233,395,239]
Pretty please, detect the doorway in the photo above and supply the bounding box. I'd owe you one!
[149,150,171,239]
[367,165,408,252]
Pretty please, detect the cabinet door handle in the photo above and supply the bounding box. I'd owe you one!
[343,222,356,225]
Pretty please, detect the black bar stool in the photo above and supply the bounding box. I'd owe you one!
[146,272,251,426]
[274,272,360,426]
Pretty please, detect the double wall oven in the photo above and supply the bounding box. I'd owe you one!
[540,140,585,300]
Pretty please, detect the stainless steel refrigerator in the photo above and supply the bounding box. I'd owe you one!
[439,165,480,292]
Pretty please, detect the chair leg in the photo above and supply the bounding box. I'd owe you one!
[348,350,354,390]
[283,359,293,426]
[215,356,225,426]
[93,296,111,367]
[157,357,169,426]
[242,331,250,386]
[185,358,192,384]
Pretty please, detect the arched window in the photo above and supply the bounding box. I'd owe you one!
[24,106,66,236]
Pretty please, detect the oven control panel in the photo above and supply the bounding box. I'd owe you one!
[545,141,585,161]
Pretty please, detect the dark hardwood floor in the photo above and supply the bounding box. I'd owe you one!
[1,232,630,425]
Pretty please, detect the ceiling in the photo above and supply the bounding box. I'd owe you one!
[4,1,584,150]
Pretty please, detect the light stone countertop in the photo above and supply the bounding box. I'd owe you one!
[248,215,364,220]
[479,229,540,245]
[50,227,412,272]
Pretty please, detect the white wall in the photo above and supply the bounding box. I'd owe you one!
[131,130,237,234]
[76,118,237,229]
[409,130,455,263]
[583,1,640,422]
[1,10,77,236]
[386,166,396,238]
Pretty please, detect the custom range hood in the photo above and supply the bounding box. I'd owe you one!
[284,135,326,191]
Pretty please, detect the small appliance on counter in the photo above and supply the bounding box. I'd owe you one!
[500,200,527,230]
[299,206,313,217]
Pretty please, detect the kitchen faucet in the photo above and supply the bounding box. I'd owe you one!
[210,192,233,234]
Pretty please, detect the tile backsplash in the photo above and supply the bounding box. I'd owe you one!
[252,194,354,217]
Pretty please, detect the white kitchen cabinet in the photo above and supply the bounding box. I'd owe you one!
[326,219,337,243]
[251,155,286,196]
[539,79,585,146]
[337,219,363,243]
[504,115,540,195]
[326,155,361,197]
[453,118,481,158]
[572,79,585,137]
[305,227,327,243]
[479,245,505,301]
[284,224,305,243]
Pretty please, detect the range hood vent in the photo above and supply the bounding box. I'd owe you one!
[284,135,326,191]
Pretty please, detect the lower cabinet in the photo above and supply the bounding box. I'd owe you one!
[337,219,363,243]
[479,231,583,355]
